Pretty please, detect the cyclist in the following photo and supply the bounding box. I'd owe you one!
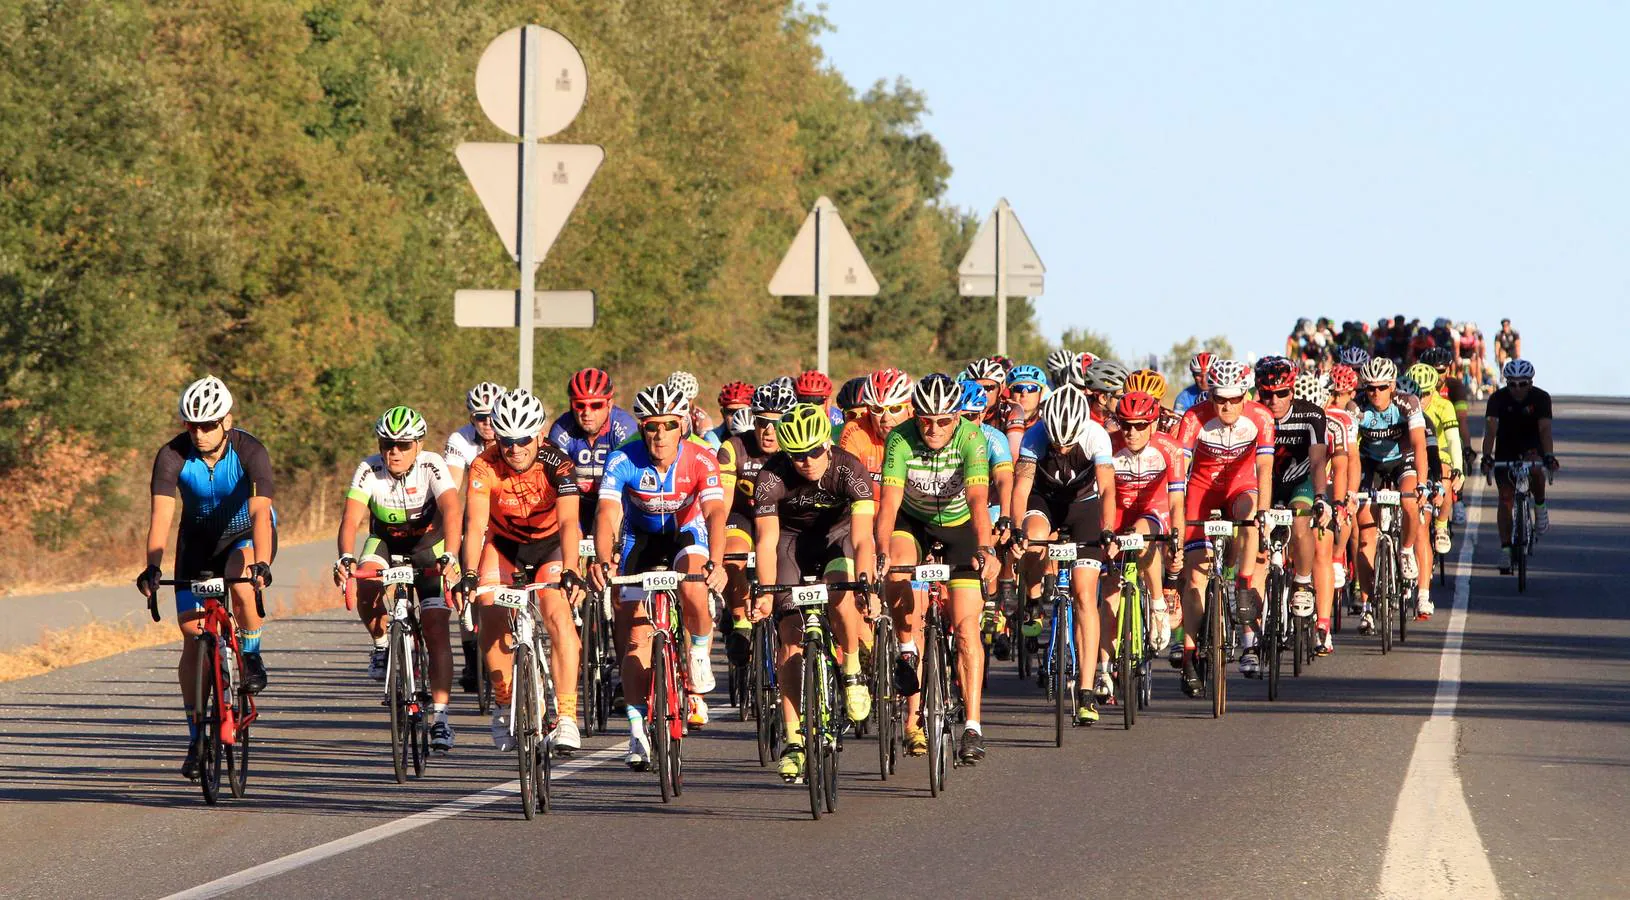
[705,380,755,449]
[835,375,868,423]
[1480,359,1559,574]
[1105,391,1186,662]
[839,367,913,484]
[1174,359,1274,696]
[1080,358,1130,426]
[794,370,844,430]
[1013,386,1116,721]
[1313,368,1357,655]
[961,357,1009,430]
[1408,362,1463,569]
[667,370,709,437]
[137,376,277,780]
[549,367,638,538]
[875,374,997,764]
[1493,319,1522,375]
[719,382,796,679]
[333,407,463,751]
[1457,322,1485,394]
[1351,358,1429,632]
[588,383,729,769]
[1253,357,1334,673]
[1173,352,1212,415]
[1125,369,1183,436]
[1421,347,1473,523]
[1045,348,1079,390]
[1002,363,1049,460]
[452,390,586,753]
[445,380,505,690]
[751,404,878,780]
[959,380,1015,529]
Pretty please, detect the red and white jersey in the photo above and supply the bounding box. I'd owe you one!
[1110,431,1186,514]
[1324,406,1357,455]
[1177,399,1275,484]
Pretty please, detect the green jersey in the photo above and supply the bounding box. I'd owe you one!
[881,419,990,526]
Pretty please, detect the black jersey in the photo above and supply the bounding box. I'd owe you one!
[1269,400,1327,486]
[1485,387,1552,461]
[753,447,875,537]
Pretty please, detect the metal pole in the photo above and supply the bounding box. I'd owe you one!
[995,200,1008,357]
[816,202,829,375]
[516,25,539,394]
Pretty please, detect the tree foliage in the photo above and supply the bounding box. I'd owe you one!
[1162,335,1237,381]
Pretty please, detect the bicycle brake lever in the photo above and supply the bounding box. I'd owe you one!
[147,592,160,623]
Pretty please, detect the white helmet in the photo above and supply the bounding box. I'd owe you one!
[1044,349,1077,385]
[1206,359,1250,398]
[465,381,506,415]
[179,375,233,423]
[1502,359,1535,381]
[861,368,914,408]
[911,374,963,416]
[727,406,754,435]
[964,357,1006,385]
[490,389,547,439]
[1360,357,1398,386]
[1292,373,1327,407]
[666,371,700,401]
[750,381,797,415]
[1041,386,1093,447]
[634,382,690,419]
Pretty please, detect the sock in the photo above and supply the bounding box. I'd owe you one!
[1294,574,1312,587]
[184,707,198,741]
[965,719,981,735]
[689,633,708,650]
[557,694,578,720]
[238,628,262,654]
[432,703,448,722]
[785,714,802,740]
[627,703,647,724]
[899,642,918,657]
[1419,588,1430,603]
[843,652,861,677]
[373,635,389,651]
[732,614,750,632]
[1096,661,1110,674]
[1316,616,1331,633]
[1536,502,1546,510]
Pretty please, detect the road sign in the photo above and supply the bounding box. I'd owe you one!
[455,142,604,262]
[768,196,878,375]
[455,290,596,328]
[957,199,1045,356]
[456,25,601,394]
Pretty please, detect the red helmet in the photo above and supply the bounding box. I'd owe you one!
[1189,352,1214,380]
[567,367,613,400]
[718,380,754,408]
[1328,364,1359,394]
[1116,391,1162,424]
[794,370,833,401]
[1254,355,1297,392]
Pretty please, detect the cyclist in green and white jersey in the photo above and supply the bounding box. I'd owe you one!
[333,406,464,752]
[875,374,998,765]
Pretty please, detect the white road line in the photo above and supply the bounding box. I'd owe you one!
[165,746,626,899]
[1378,480,1502,899]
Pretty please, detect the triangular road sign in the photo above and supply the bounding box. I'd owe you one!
[768,196,879,297]
[957,198,1045,296]
[457,142,605,262]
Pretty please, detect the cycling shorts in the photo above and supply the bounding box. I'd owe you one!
[1269,475,1316,512]
[1424,447,1444,485]
[772,528,856,614]
[175,525,279,615]
[1359,456,1417,496]
[1112,507,1169,536]
[362,531,448,611]
[477,533,564,604]
[891,515,981,589]
[1183,465,1257,549]
[726,509,755,547]
[1024,491,1106,567]
[617,524,709,603]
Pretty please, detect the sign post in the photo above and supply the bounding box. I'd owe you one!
[457,25,603,393]
[958,198,1045,357]
[768,196,879,374]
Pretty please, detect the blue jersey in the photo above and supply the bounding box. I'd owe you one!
[599,439,725,537]
[150,430,277,544]
[980,423,1013,469]
[548,407,638,496]
[1173,384,1206,415]
[703,422,730,449]
[1354,394,1425,464]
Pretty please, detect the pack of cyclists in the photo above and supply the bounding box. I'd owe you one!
[136,329,1560,788]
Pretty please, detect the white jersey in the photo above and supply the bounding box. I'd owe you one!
[346,451,456,538]
[443,424,485,473]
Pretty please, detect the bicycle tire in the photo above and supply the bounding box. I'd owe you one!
[1137,578,1155,711]
[924,615,945,796]
[1208,575,1227,719]
[802,640,823,819]
[1015,572,1032,682]
[537,725,552,815]
[1292,614,1307,677]
[653,636,674,803]
[1516,498,1529,592]
[1376,537,1394,654]
[754,619,779,767]
[533,637,552,815]
[387,627,409,784]
[580,601,601,736]
[1265,567,1282,701]
[873,618,896,780]
[822,645,839,814]
[1119,574,1135,729]
[515,644,537,820]
[478,646,493,715]
[411,631,429,777]
[228,677,251,798]
[195,634,223,805]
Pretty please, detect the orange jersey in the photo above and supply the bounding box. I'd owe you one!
[467,443,580,543]
[838,418,889,484]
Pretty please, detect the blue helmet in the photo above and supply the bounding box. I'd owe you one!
[1338,345,1370,368]
[1007,364,1047,388]
[957,380,989,415]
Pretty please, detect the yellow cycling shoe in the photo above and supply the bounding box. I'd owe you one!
[904,725,928,756]
[778,743,805,782]
[845,679,872,724]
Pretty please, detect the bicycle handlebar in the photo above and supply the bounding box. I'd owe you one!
[755,580,874,597]
[153,577,264,621]
[606,571,710,587]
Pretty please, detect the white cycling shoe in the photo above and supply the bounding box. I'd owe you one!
[627,728,652,770]
[688,645,716,693]
[1400,552,1419,581]
[1291,586,1315,618]
[490,710,515,752]
[552,717,581,754]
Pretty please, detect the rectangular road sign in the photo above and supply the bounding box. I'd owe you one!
[454,289,596,328]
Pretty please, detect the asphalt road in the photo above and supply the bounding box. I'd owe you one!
[2,399,1625,900]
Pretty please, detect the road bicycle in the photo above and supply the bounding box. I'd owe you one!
[888,543,963,797]
[344,560,434,782]
[1489,460,1551,592]
[576,539,615,736]
[1107,531,1177,730]
[491,568,564,819]
[869,587,900,782]
[723,550,757,723]
[1200,517,1254,719]
[152,574,263,805]
[606,568,707,803]
[1256,507,1311,700]
[1025,537,1087,746]
[1362,486,1408,653]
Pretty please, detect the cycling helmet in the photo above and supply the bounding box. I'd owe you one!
[793,370,833,400]
[1337,345,1370,369]
[1502,359,1535,381]
[1253,355,1297,392]
[666,370,700,400]
[1407,363,1441,395]
[1188,352,1215,381]
[775,404,831,453]
[1434,317,1450,329]
[1465,320,1479,334]
[178,375,232,423]
[1327,364,1359,394]
[1360,357,1398,385]
[751,381,797,415]
[1041,386,1093,446]
[964,357,1007,385]
[1044,349,1077,386]
[1293,373,1326,406]
[835,375,867,412]
[465,380,506,415]
[718,380,754,408]
[1396,372,1422,397]
[862,367,914,407]
[1008,364,1047,388]
[728,406,754,435]
[1082,359,1129,393]
[912,373,962,416]
[1419,347,1453,368]
[1077,351,1099,369]
[957,380,989,415]
[567,368,613,400]
[491,389,547,439]
[1125,369,1168,398]
[772,374,796,394]
[633,382,690,420]
[1206,359,1250,398]
[1115,391,1161,424]
[375,405,428,441]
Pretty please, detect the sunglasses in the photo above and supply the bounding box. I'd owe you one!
[1363,384,1391,394]
[796,394,828,404]
[1120,420,1154,432]
[1507,380,1532,389]
[1214,394,1244,406]
[379,439,417,452]
[753,416,782,429]
[869,403,909,416]
[498,435,534,448]
[572,400,607,413]
[978,383,1000,393]
[787,445,829,462]
[919,415,957,429]
[961,410,983,421]
[642,420,681,434]
[1009,383,1041,395]
[186,419,224,433]
[1261,388,1292,399]
[471,413,492,424]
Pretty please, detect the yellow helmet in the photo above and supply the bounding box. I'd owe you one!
[1125,369,1167,398]
[1406,363,1440,395]
[774,404,831,454]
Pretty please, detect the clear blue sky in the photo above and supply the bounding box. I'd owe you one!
[815,2,1628,395]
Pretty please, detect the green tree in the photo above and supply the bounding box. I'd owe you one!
[1162,335,1237,382]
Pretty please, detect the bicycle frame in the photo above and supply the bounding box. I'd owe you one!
[607,567,706,802]
[888,550,959,796]
[1362,486,1407,652]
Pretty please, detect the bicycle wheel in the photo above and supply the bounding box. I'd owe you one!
[1515,499,1529,592]
[387,627,409,784]
[1015,573,1032,682]
[802,640,823,819]
[533,641,552,815]
[1119,579,1135,730]
[1051,600,1067,746]
[872,618,896,779]
[1207,577,1227,719]
[1137,580,1155,710]
[822,649,839,814]
[580,602,601,736]
[754,619,779,767]
[652,636,674,802]
[923,618,946,796]
[194,634,223,805]
[228,678,251,799]
[515,645,538,820]
[1265,567,1282,701]
[411,632,429,777]
[1378,538,1396,654]
[1292,613,1308,677]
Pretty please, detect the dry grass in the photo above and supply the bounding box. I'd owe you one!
[0,583,341,683]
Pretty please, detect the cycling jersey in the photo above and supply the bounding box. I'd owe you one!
[1441,375,1471,414]
[1173,383,1206,415]
[1109,431,1185,524]
[151,429,278,548]
[443,424,487,473]
[1018,419,1115,501]
[1156,407,1183,437]
[881,419,990,527]
[547,407,639,496]
[1325,407,1357,459]
[467,444,579,544]
[1176,399,1275,485]
[717,432,774,517]
[1353,393,1425,464]
[1421,392,1463,471]
[752,447,875,536]
[838,417,890,484]
[1268,400,1327,488]
[1495,329,1520,358]
[703,421,731,450]
[599,439,724,536]
[1456,331,1479,359]
[979,422,1013,472]
[1485,386,1552,461]
[346,451,456,540]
